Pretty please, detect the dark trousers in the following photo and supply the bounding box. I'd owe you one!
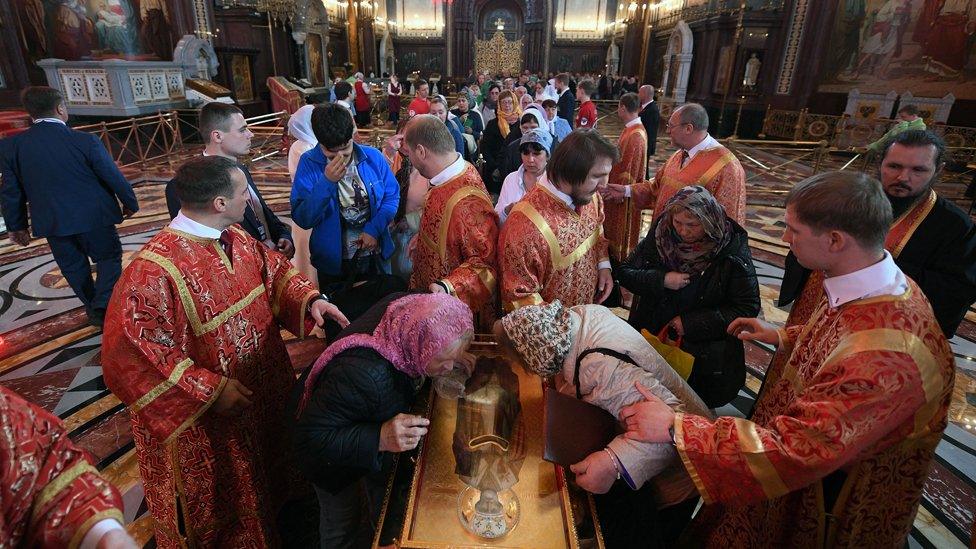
[46,225,123,313]
[313,472,386,549]
[355,108,371,127]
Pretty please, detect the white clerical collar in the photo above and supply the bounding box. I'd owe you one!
[429,153,465,186]
[34,118,66,125]
[625,117,642,128]
[822,251,908,308]
[685,134,720,161]
[170,212,223,239]
[541,177,574,210]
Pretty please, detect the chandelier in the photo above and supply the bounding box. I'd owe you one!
[257,0,297,24]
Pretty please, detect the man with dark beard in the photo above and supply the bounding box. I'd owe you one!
[778,129,976,338]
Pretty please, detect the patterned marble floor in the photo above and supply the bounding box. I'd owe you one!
[0,134,973,547]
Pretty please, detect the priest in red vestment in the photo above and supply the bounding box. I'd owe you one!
[102,156,349,548]
[398,115,499,327]
[604,93,648,260]
[603,103,745,226]
[499,128,616,312]
[0,384,137,549]
[619,171,955,548]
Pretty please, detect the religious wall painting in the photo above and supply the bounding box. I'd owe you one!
[13,0,176,61]
[231,54,254,102]
[818,0,976,100]
[307,33,325,86]
[713,45,735,94]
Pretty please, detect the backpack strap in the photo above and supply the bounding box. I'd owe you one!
[573,348,638,400]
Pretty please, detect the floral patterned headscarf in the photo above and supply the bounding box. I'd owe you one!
[500,301,573,378]
[654,185,732,275]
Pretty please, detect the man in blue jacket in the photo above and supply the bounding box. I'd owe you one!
[0,87,139,327]
[291,103,400,294]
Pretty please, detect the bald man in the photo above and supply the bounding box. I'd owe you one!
[638,85,660,158]
[396,115,499,327]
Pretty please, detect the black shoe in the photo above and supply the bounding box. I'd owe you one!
[87,308,106,329]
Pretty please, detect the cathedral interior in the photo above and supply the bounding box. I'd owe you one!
[1,0,975,547]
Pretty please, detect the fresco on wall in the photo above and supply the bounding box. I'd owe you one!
[818,0,976,100]
[15,0,175,61]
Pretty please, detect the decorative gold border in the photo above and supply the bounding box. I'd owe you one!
[510,199,600,270]
[888,189,936,259]
[67,508,126,549]
[31,461,99,526]
[163,376,227,444]
[131,358,195,413]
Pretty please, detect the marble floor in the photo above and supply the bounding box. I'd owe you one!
[1,124,974,547]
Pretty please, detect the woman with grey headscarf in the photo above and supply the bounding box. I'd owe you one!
[617,185,759,408]
[493,301,712,547]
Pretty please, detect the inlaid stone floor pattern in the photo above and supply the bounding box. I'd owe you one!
[1,128,974,547]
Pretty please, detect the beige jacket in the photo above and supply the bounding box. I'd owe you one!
[554,305,713,507]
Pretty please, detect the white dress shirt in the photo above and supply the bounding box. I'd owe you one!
[625,117,643,129]
[33,117,67,125]
[169,211,223,238]
[428,153,466,187]
[682,134,720,168]
[496,167,548,224]
[79,519,124,549]
[822,251,908,308]
[540,178,611,271]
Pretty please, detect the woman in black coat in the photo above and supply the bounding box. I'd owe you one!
[479,90,522,194]
[616,185,760,408]
[292,292,475,548]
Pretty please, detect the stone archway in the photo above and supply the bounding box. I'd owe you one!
[661,20,693,104]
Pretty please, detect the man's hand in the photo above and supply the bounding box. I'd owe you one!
[96,528,139,549]
[668,316,684,337]
[727,317,780,346]
[8,230,29,247]
[599,183,627,203]
[122,207,136,219]
[663,271,691,290]
[595,268,613,304]
[213,378,253,417]
[276,238,295,259]
[324,153,349,182]
[570,450,617,494]
[310,299,350,329]
[355,232,378,251]
[619,382,675,444]
[378,413,430,453]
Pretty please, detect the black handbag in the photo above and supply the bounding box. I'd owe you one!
[321,250,406,339]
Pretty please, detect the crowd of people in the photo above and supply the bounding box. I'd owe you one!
[0,78,974,549]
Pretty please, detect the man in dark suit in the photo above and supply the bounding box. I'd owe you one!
[164,103,294,258]
[638,85,660,159]
[555,73,576,129]
[0,87,139,327]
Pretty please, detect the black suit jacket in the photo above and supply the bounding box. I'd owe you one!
[778,194,976,337]
[0,121,139,237]
[165,162,291,243]
[640,101,661,156]
[557,90,576,130]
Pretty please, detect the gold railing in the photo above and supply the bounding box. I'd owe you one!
[723,138,831,180]
[73,111,183,171]
[760,107,976,150]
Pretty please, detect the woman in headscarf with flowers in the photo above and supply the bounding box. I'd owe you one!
[617,185,759,408]
[493,300,711,547]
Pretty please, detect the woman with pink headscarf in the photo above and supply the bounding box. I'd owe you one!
[293,292,474,548]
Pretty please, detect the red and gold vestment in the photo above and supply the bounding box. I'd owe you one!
[631,145,746,225]
[102,225,319,548]
[0,385,124,549]
[604,123,647,261]
[410,163,499,326]
[676,279,954,547]
[499,185,609,312]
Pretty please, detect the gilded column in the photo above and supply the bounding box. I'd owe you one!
[347,0,360,71]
